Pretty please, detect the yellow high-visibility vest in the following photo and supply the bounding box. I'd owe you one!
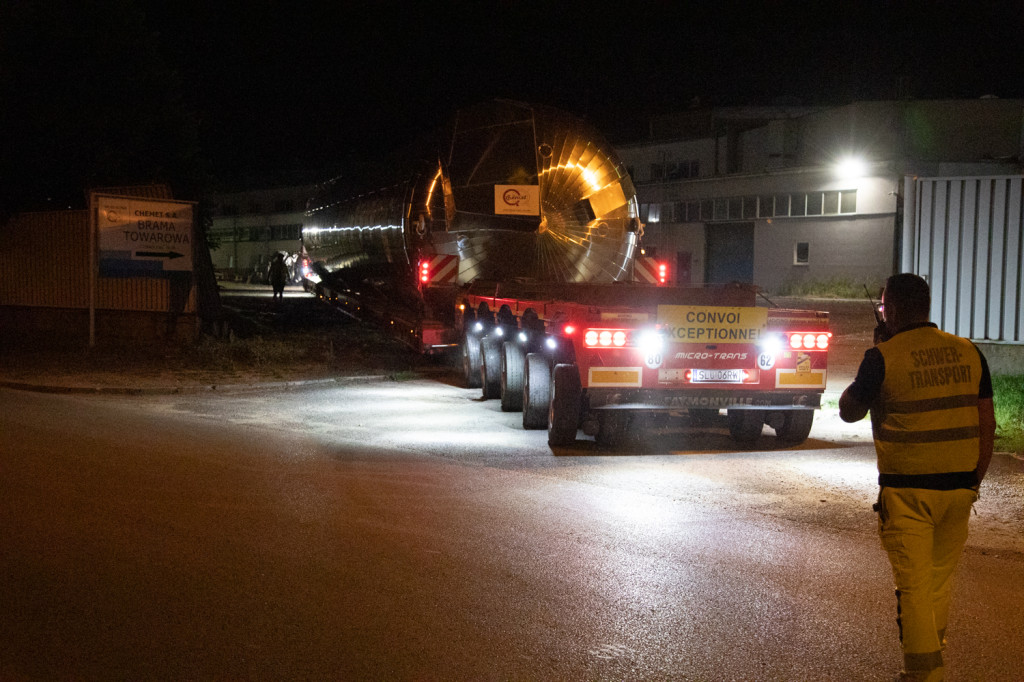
[873,325,982,476]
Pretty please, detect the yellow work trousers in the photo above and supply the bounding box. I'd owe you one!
[877,486,977,682]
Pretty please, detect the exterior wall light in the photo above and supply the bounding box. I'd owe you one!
[836,157,867,179]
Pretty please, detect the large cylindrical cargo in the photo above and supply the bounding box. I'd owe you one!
[303,100,641,292]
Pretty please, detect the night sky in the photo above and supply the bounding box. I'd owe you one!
[3,0,1024,209]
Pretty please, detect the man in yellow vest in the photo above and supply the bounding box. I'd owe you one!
[839,273,995,682]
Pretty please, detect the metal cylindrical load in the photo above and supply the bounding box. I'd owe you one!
[303,100,640,288]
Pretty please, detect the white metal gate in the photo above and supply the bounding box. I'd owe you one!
[903,175,1023,344]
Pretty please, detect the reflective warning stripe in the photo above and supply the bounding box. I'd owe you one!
[635,258,661,284]
[775,369,826,387]
[426,255,458,284]
[588,367,643,387]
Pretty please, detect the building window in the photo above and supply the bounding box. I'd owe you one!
[807,192,823,215]
[247,226,266,241]
[647,203,661,223]
[742,196,757,219]
[840,190,857,213]
[650,163,665,181]
[727,197,742,219]
[700,199,713,220]
[209,225,234,240]
[667,189,858,223]
[795,242,809,265]
[678,200,696,221]
[790,194,806,217]
[773,194,790,217]
[823,191,839,214]
[713,198,728,221]
[271,223,302,240]
[274,200,294,213]
[666,159,700,179]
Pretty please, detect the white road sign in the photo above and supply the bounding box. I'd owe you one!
[96,195,194,276]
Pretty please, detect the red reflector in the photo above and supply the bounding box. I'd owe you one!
[564,324,576,335]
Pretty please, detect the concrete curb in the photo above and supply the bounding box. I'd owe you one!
[0,374,391,396]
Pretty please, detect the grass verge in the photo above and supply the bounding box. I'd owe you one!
[993,375,1024,454]
[771,277,883,299]
[824,376,1022,455]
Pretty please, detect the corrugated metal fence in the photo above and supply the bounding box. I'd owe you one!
[0,210,194,313]
[903,175,1023,344]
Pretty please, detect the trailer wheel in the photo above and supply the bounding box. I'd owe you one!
[523,353,551,429]
[727,409,765,444]
[500,342,526,412]
[772,410,814,444]
[480,335,502,399]
[548,363,582,447]
[462,334,482,388]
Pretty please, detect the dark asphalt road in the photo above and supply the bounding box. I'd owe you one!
[2,381,1021,680]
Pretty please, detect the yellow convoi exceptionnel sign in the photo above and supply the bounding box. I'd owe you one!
[657,305,768,344]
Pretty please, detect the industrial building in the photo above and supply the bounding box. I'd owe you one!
[616,98,1024,295]
[207,185,313,282]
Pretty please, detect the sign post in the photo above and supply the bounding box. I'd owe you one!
[89,198,97,347]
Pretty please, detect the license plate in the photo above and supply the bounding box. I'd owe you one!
[691,368,743,383]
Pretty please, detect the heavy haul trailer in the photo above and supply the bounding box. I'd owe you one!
[302,101,831,446]
[457,280,830,447]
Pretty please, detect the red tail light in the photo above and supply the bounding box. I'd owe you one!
[788,332,831,350]
[583,328,630,348]
[419,260,430,283]
[657,262,668,285]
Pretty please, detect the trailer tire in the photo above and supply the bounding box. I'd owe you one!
[500,342,525,412]
[727,409,765,444]
[462,335,482,388]
[772,410,814,444]
[480,335,503,399]
[548,363,581,447]
[523,353,551,429]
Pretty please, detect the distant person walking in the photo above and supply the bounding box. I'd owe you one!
[839,273,995,682]
[269,252,288,301]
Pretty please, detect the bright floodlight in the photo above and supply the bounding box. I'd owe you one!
[759,333,783,355]
[636,329,663,355]
[836,157,867,179]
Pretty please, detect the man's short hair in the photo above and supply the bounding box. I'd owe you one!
[884,273,931,316]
